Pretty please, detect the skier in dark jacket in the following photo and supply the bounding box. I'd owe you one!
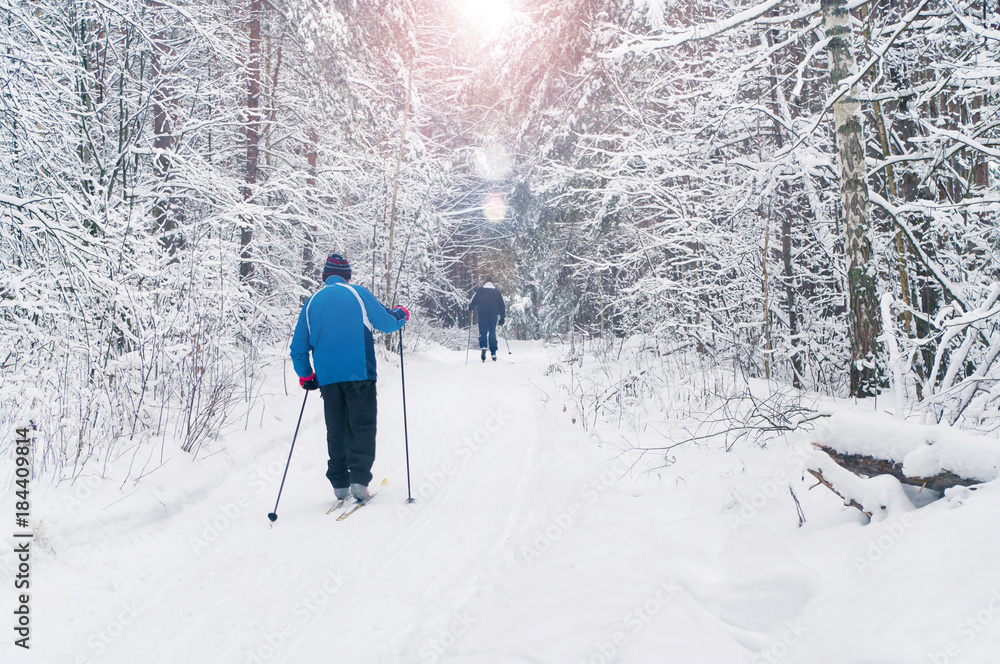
[468,275,506,362]
[290,253,409,502]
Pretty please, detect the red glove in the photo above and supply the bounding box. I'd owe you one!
[395,306,410,322]
[299,373,318,390]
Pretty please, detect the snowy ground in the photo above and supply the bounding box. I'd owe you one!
[3,340,1000,663]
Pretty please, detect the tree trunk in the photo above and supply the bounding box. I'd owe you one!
[73,4,95,200]
[386,60,414,305]
[304,127,319,294]
[969,94,989,189]
[782,201,803,389]
[150,5,179,255]
[762,212,772,380]
[241,0,262,283]
[822,0,881,397]
[764,20,802,389]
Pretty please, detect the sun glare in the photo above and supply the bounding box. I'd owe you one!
[473,144,512,181]
[456,0,514,34]
[483,192,507,223]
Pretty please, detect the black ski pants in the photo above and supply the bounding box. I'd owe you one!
[478,313,499,354]
[319,380,377,488]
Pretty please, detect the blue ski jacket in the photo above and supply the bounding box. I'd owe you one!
[290,276,406,385]
[468,283,506,320]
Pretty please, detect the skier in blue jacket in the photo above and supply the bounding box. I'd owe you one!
[468,276,506,362]
[290,253,409,502]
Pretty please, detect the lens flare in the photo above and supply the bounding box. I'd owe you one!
[483,192,507,222]
[456,0,514,35]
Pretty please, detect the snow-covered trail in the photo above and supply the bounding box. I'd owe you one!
[10,342,661,664]
[7,341,1000,664]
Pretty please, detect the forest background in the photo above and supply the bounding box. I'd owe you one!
[2,0,999,476]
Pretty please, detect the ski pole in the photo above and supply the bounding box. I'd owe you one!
[400,328,415,503]
[267,389,309,523]
[504,323,511,355]
[465,312,472,364]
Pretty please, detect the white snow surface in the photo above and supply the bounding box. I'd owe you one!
[2,341,1000,663]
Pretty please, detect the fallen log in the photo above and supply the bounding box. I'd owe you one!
[812,443,980,493]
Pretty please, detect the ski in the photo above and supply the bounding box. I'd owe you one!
[336,478,387,521]
[325,498,348,515]
[335,500,368,521]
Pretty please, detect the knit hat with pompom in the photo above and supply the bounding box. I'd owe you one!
[322,253,351,281]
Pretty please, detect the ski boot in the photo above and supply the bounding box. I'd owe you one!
[350,483,370,502]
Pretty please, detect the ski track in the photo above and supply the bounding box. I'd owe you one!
[17,343,631,664]
[9,341,997,664]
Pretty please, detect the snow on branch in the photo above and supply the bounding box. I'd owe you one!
[940,0,1000,41]
[876,285,1000,430]
[868,191,970,314]
[605,0,881,58]
[779,0,934,156]
[607,0,789,57]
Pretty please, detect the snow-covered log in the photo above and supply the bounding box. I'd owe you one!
[811,443,978,493]
[806,445,916,521]
[805,412,1000,514]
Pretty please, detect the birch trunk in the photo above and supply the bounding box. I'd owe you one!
[823,0,881,397]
